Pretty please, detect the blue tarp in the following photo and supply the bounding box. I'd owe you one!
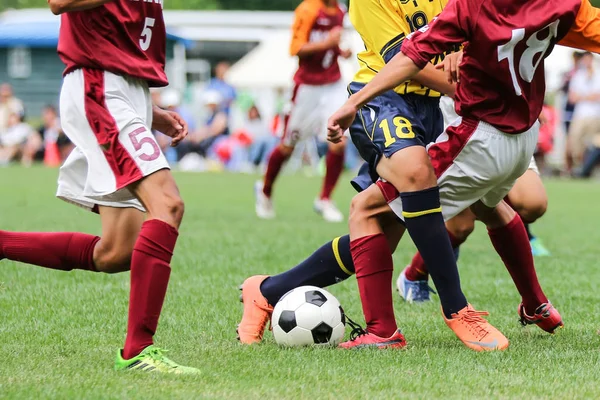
[0,18,192,48]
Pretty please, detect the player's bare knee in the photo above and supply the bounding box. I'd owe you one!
[279,144,294,157]
[447,219,475,242]
[402,160,436,191]
[163,191,185,227]
[519,199,547,223]
[93,242,131,273]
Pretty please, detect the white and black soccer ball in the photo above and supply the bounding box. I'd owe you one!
[272,286,346,346]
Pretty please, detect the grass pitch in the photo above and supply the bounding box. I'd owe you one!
[2,166,600,399]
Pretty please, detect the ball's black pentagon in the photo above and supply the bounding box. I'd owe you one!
[305,290,327,307]
[311,322,333,344]
[339,306,346,326]
[278,310,297,333]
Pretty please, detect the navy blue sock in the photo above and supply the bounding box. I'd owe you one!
[260,235,354,306]
[453,245,460,261]
[524,223,534,240]
[400,187,468,318]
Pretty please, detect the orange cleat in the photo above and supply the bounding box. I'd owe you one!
[237,275,273,344]
[338,319,407,349]
[518,302,563,333]
[443,304,509,351]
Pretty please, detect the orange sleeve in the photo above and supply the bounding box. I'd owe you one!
[559,0,600,52]
[289,1,319,56]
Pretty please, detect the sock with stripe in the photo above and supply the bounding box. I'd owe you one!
[488,214,547,315]
[320,149,345,200]
[123,220,177,360]
[400,187,467,318]
[405,230,464,281]
[0,230,99,271]
[260,235,354,306]
[263,146,290,198]
[352,233,397,338]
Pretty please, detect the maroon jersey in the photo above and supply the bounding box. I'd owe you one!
[401,0,582,134]
[290,0,345,86]
[58,0,168,87]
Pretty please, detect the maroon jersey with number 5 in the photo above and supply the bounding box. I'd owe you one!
[401,0,587,134]
[290,0,345,86]
[58,0,168,87]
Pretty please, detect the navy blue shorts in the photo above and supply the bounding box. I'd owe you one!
[348,82,443,189]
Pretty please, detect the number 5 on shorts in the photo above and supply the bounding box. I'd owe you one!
[129,127,160,161]
[379,117,415,148]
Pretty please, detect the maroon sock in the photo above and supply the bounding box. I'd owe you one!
[0,230,99,271]
[405,231,463,281]
[351,234,397,338]
[263,147,289,198]
[488,214,547,315]
[122,219,177,359]
[320,150,345,200]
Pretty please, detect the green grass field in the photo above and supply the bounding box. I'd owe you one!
[2,166,600,399]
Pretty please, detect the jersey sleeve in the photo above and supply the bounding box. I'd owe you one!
[289,2,320,56]
[350,0,410,63]
[558,0,600,53]
[401,0,473,69]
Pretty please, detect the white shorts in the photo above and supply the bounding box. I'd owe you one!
[282,80,347,147]
[381,118,539,221]
[441,96,539,174]
[56,69,169,213]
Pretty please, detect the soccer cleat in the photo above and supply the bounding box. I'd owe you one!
[313,198,344,223]
[530,237,551,257]
[443,304,509,351]
[518,302,563,333]
[255,181,275,219]
[397,266,434,303]
[237,275,273,344]
[114,345,200,374]
[338,328,407,349]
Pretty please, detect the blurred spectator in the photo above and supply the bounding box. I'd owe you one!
[536,103,557,173]
[153,89,197,163]
[568,52,600,172]
[188,91,229,155]
[38,105,73,164]
[0,110,41,166]
[206,61,236,115]
[0,83,24,134]
[561,52,583,174]
[245,104,277,168]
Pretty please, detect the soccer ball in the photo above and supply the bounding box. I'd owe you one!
[272,286,346,346]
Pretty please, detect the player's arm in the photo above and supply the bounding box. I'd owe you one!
[290,3,339,57]
[412,64,457,98]
[558,0,600,53]
[47,0,112,15]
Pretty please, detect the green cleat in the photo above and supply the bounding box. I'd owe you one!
[114,345,200,375]
[530,237,551,257]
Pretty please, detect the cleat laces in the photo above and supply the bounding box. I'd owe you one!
[346,315,368,341]
[455,309,491,340]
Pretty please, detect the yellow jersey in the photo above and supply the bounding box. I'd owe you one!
[350,0,454,97]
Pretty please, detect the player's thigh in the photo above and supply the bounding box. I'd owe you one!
[129,168,184,228]
[506,167,548,222]
[282,84,322,147]
[94,205,145,273]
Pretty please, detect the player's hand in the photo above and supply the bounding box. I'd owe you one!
[436,51,463,84]
[326,27,343,48]
[152,106,188,147]
[327,102,357,144]
[340,48,353,59]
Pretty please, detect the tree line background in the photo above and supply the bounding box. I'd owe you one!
[1,0,600,12]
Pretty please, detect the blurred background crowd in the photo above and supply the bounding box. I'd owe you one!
[1,4,600,179]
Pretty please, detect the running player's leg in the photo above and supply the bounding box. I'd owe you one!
[400,209,475,302]
[257,85,312,218]
[472,200,562,332]
[315,82,349,222]
[506,166,550,256]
